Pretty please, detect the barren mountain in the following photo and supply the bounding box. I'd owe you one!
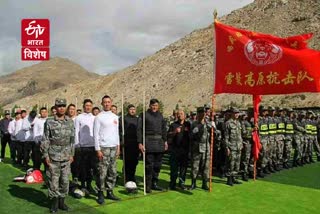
[0,57,99,106]
[2,0,320,114]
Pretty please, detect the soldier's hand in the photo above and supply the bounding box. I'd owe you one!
[45,157,51,166]
[226,148,230,156]
[69,156,74,163]
[139,143,145,153]
[116,146,120,158]
[97,150,103,161]
[176,127,181,133]
[164,142,168,151]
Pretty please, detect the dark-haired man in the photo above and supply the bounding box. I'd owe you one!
[41,98,75,212]
[119,104,139,183]
[74,99,96,193]
[0,110,12,162]
[33,107,48,169]
[137,99,168,193]
[94,95,121,204]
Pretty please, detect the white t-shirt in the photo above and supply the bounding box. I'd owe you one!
[94,110,119,150]
[74,112,95,148]
[33,117,47,143]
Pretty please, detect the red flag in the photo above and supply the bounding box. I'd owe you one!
[214,21,320,95]
[252,95,262,161]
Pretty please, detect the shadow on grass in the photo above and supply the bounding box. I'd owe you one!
[259,162,320,190]
[8,184,49,208]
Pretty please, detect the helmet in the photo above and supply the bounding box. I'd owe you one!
[125,181,138,194]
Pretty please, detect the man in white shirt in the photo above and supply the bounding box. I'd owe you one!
[7,111,22,164]
[21,110,37,169]
[33,107,48,169]
[94,95,120,204]
[14,111,25,165]
[74,99,96,193]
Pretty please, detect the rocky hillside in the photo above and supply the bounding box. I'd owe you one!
[2,0,320,114]
[0,57,99,106]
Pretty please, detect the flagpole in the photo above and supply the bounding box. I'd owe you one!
[209,9,218,193]
[143,90,146,195]
[121,93,126,184]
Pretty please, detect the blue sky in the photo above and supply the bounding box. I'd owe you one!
[0,0,253,75]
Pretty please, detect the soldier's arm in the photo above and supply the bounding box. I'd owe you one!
[224,123,230,148]
[41,120,50,159]
[70,120,75,156]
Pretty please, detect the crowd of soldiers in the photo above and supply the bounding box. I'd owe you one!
[1,97,320,212]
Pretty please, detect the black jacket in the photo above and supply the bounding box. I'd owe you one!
[137,109,167,153]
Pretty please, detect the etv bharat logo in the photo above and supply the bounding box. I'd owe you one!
[24,20,46,39]
[244,40,282,66]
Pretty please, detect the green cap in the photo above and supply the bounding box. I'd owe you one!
[4,110,10,115]
[197,107,205,113]
[55,98,67,106]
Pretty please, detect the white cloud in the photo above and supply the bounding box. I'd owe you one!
[0,0,253,75]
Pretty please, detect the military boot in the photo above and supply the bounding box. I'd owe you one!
[50,198,59,213]
[97,191,105,205]
[268,165,275,173]
[257,170,265,178]
[232,176,242,184]
[226,176,233,186]
[242,173,249,181]
[305,157,310,164]
[283,163,289,169]
[106,190,120,201]
[202,180,209,190]
[309,156,315,163]
[58,197,69,211]
[190,179,197,190]
[263,167,270,174]
[317,156,320,162]
[152,182,163,191]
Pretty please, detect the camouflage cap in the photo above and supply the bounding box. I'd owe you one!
[287,108,294,112]
[300,111,306,116]
[278,107,284,111]
[307,110,314,114]
[230,107,240,113]
[55,98,67,106]
[4,110,10,115]
[204,104,211,110]
[197,107,205,113]
[260,106,268,111]
[191,111,197,115]
[268,106,276,111]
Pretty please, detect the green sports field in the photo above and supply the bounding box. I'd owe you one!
[0,149,319,214]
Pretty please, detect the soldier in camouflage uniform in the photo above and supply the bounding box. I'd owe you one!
[190,107,212,190]
[224,108,243,186]
[268,107,278,172]
[41,98,75,213]
[276,108,286,170]
[257,106,269,178]
[301,111,311,164]
[293,111,306,167]
[283,108,294,168]
[312,113,320,162]
[240,112,252,181]
[306,111,320,163]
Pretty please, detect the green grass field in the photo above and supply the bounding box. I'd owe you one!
[0,147,320,214]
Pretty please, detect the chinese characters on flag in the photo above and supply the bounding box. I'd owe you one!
[21,19,50,61]
[214,21,320,95]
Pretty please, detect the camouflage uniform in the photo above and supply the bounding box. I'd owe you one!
[268,113,278,171]
[293,115,306,166]
[41,98,74,212]
[311,117,320,161]
[258,114,269,176]
[276,115,286,168]
[283,110,294,168]
[190,114,211,189]
[240,117,252,179]
[302,115,312,163]
[224,116,243,181]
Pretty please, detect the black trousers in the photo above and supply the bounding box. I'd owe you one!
[32,143,42,169]
[124,146,139,182]
[71,148,81,181]
[146,152,163,188]
[1,134,11,159]
[79,147,97,185]
[169,150,188,185]
[16,141,24,164]
[23,141,34,167]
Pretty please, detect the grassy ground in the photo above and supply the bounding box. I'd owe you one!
[0,148,319,214]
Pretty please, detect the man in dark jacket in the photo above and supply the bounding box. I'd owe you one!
[137,99,168,193]
[120,104,139,183]
[167,109,190,190]
[0,110,12,162]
